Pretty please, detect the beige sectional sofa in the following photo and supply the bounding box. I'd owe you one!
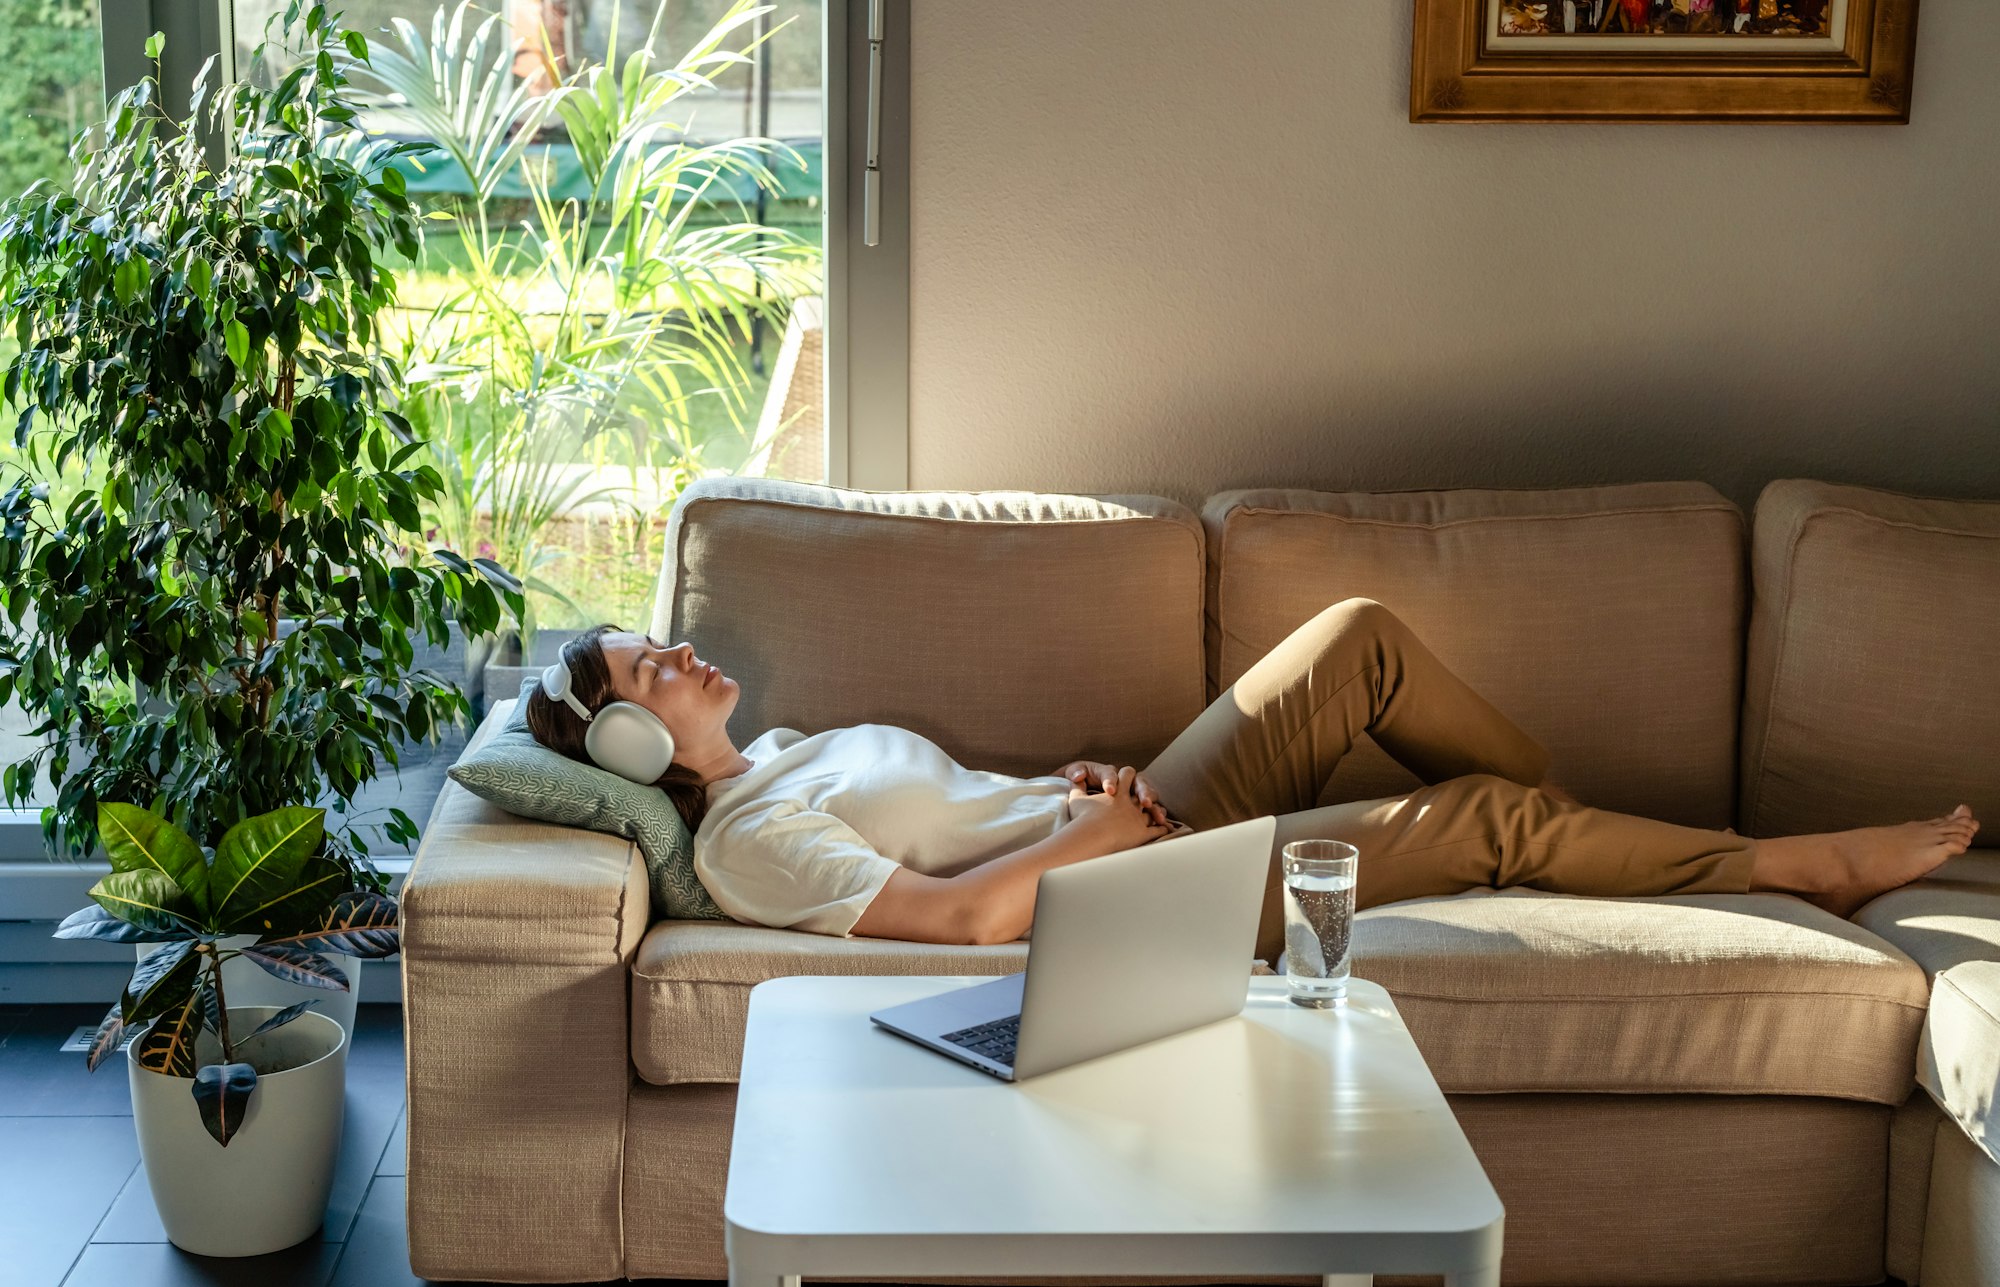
[402,476,2000,1286]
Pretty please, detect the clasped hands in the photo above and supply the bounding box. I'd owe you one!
[1054,761,1185,849]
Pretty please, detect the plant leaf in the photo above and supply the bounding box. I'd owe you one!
[89,871,198,936]
[238,943,350,991]
[192,1062,258,1146]
[134,991,202,1077]
[232,854,346,936]
[54,905,192,945]
[256,891,398,959]
[246,1001,315,1040]
[83,1003,126,1073]
[97,803,210,915]
[121,940,201,1025]
[211,807,325,930]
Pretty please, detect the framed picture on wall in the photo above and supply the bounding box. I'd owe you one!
[1411,0,1919,122]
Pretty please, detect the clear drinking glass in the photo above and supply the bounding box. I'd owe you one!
[1281,840,1359,1007]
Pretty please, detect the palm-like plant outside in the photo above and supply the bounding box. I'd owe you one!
[366,0,820,649]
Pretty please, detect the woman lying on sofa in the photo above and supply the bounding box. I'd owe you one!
[524,598,1978,955]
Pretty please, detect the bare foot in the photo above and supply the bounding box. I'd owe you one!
[1752,805,1981,918]
[1538,779,1580,807]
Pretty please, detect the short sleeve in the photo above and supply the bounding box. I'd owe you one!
[693,799,903,936]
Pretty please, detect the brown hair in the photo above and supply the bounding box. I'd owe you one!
[523,625,713,832]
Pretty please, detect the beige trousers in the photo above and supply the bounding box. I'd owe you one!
[1143,598,1759,963]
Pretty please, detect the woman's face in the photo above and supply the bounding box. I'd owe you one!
[597,632,739,756]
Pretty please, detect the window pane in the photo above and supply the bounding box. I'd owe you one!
[0,2,824,847]
[240,0,826,833]
[0,0,103,815]
[236,0,824,633]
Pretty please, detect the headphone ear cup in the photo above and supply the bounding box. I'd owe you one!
[583,702,677,784]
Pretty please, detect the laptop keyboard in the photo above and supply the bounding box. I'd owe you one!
[941,1014,1020,1066]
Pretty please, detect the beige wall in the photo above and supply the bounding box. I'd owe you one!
[907,2,2000,511]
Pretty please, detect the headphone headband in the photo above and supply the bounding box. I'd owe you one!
[541,659,595,723]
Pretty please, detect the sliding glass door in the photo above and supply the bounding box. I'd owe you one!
[0,0,845,869]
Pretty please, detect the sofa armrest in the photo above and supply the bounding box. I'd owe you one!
[631,918,1028,1083]
[402,709,651,1282]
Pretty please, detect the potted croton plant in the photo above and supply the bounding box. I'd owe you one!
[58,802,396,1256]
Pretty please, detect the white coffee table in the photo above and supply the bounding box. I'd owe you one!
[724,975,1503,1287]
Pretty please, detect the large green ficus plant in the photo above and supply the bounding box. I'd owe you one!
[57,802,397,1145]
[0,5,520,871]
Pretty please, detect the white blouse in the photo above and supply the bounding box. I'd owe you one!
[693,724,1073,936]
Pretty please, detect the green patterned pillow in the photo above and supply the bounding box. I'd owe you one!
[446,679,726,922]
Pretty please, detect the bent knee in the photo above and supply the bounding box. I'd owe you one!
[1304,597,1408,649]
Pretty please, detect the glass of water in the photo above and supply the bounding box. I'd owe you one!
[1281,840,1359,1008]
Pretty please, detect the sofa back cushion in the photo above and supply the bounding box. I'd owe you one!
[651,478,1206,777]
[1205,484,1746,829]
[1742,480,2000,837]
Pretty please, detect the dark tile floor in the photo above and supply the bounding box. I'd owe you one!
[0,1003,716,1287]
[2,1002,1898,1287]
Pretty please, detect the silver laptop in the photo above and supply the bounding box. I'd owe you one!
[869,814,1277,1081]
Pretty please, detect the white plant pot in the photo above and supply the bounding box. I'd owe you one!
[138,936,360,1034]
[127,1006,348,1257]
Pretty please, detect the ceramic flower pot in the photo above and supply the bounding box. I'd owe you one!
[127,1006,348,1256]
[138,936,360,1033]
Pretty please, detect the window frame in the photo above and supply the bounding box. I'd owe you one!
[106,0,909,483]
[824,0,910,490]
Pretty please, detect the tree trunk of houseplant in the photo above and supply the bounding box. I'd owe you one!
[127,1006,349,1256]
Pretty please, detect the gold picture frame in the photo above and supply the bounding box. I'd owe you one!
[1411,0,1920,122]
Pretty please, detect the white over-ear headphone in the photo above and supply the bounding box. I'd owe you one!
[541,658,677,784]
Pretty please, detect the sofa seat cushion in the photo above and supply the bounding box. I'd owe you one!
[631,920,1027,1084]
[1353,888,1928,1104]
[635,890,1929,1100]
[1856,851,2000,979]
[1204,483,1744,829]
[1921,961,2000,1169]
[1742,480,2000,837]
